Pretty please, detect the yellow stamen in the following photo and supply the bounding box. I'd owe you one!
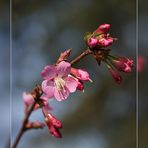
[54,77,65,91]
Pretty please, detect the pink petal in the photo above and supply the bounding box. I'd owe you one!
[95,24,110,34]
[41,80,55,98]
[47,124,62,138]
[41,65,56,80]
[47,113,62,128]
[56,61,71,77]
[23,92,34,106]
[54,87,70,101]
[65,77,78,93]
[98,37,113,47]
[71,68,91,81]
[77,69,91,81]
[40,94,50,101]
[88,37,98,48]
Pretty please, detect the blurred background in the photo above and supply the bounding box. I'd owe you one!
[0,0,148,148]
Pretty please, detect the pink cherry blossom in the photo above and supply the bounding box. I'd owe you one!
[95,24,111,34]
[41,61,78,101]
[23,92,34,107]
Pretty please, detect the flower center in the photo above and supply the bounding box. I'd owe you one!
[54,77,65,91]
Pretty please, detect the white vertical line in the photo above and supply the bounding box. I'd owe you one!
[10,0,12,147]
[136,0,139,148]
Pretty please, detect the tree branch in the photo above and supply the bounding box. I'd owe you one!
[12,101,36,148]
[12,48,92,148]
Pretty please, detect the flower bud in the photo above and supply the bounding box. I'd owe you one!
[95,24,111,34]
[111,57,134,73]
[98,37,113,47]
[46,122,62,138]
[88,37,98,48]
[70,68,91,81]
[108,67,122,84]
[47,113,62,128]
[44,112,63,138]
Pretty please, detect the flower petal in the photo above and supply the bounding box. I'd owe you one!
[56,61,71,77]
[41,80,55,98]
[65,77,78,93]
[23,92,34,106]
[41,65,56,80]
[47,124,62,138]
[54,87,70,101]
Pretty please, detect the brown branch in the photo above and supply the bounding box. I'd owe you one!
[12,101,36,148]
[12,48,92,148]
[70,49,92,65]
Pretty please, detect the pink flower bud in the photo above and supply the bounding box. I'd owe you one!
[70,68,91,81]
[108,67,122,84]
[98,37,113,47]
[111,57,134,73]
[88,37,98,48]
[95,24,111,34]
[46,121,62,138]
[56,49,72,64]
[44,112,63,138]
[23,92,40,112]
[127,59,134,67]
[47,113,62,128]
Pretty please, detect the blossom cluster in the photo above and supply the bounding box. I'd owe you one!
[22,23,134,139]
[23,60,91,138]
[85,24,134,84]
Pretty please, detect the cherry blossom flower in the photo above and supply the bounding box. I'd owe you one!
[41,61,78,101]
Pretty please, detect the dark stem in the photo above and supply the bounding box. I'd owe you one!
[70,49,92,65]
[12,48,92,148]
[12,101,36,148]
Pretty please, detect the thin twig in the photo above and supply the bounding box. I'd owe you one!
[12,101,36,148]
[12,48,92,148]
[70,49,92,65]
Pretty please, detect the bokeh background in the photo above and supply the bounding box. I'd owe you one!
[0,0,148,148]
